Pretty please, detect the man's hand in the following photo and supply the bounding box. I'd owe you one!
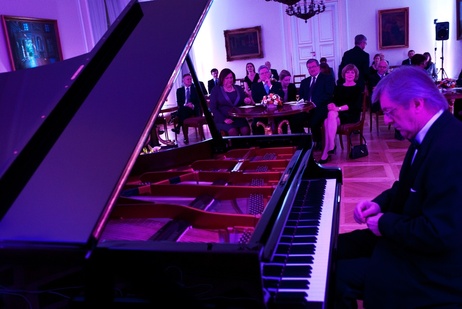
[366,213,383,236]
[354,200,381,224]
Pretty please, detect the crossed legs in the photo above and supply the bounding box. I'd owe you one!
[320,110,340,161]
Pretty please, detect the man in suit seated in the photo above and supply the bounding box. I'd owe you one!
[401,49,415,65]
[173,73,207,142]
[334,65,462,309]
[207,68,219,94]
[251,64,284,135]
[298,59,335,148]
[265,61,279,81]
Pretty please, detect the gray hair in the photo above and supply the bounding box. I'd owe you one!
[372,65,447,112]
[258,64,270,73]
[355,34,367,45]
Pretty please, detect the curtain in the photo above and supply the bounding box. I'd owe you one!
[87,0,131,44]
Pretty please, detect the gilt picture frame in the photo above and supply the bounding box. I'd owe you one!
[224,26,263,61]
[378,7,409,49]
[1,15,63,71]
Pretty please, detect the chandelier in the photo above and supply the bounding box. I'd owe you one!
[266,0,326,23]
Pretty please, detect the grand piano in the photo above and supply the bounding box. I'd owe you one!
[0,0,342,308]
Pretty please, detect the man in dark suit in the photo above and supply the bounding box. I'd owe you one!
[207,68,219,94]
[401,49,415,65]
[265,61,279,81]
[173,73,207,138]
[251,64,284,135]
[298,58,335,146]
[338,34,370,90]
[335,65,462,308]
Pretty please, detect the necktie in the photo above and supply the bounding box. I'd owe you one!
[264,83,270,94]
[309,76,316,100]
[215,79,218,85]
[186,87,190,102]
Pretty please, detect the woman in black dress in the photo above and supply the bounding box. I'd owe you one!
[318,64,362,163]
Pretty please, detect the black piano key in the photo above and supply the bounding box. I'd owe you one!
[271,254,314,264]
[264,264,312,278]
[263,278,310,290]
[279,236,317,244]
[276,244,315,255]
[263,264,284,277]
[283,265,312,277]
[283,226,318,236]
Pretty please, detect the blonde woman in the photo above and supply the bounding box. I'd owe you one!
[318,64,363,164]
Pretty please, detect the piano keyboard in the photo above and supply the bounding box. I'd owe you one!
[263,178,337,307]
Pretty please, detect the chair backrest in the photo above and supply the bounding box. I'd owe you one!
[293,74,306,87]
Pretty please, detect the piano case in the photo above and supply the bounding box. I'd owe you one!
[0,0,342,308]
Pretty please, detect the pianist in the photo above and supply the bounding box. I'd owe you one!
[334,66,462,308]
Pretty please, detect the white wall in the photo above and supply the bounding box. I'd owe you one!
[344,0,460,78]
[192,0,461,81]
[193,0,286,82]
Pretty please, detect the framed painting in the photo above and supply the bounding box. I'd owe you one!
[458,0,462,40]
[224,26,263,61]
[1,15,63,71]
[378,7,409,49]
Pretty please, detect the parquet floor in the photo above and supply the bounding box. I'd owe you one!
[157,111,410,235]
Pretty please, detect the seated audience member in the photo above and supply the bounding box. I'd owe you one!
[401,49,415,65]
[279,69,303,133]
[334,65,462,309]
[209,68,251,136]
[207,68,219,94]
[411,53,426,68]
[251,65,284,135]
[320,57,335,78]
[423,52,437,81]
[369,60,404,140]
[244,62,259,96]
[379,53,389,65]
[265,60,279,81]
[318,64,362,164]
[173,73,208,141]
[299,59,335,148]
[369,53,381,76]
[368,60,389,111]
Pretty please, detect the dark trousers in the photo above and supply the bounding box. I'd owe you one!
[334,229,377,309]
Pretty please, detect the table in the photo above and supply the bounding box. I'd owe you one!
[228,102,315,135]
[442,89,462,115]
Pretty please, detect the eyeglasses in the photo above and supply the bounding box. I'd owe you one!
[382,107,397,118]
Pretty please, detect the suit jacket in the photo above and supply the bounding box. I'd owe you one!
[251,81,284,103]
[270,69,279,81]
[299,73,335,108]
[208,78,218,94]
[401,58,412,65]
[283,83,297,102]
[367,72,387,99]
[338,45,370,88]
[362,110,462,308]
[176,82,207,117]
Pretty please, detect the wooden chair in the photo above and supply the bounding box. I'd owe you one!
[337,92,368,154]
[182,116,207,144]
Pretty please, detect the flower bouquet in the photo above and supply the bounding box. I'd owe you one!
[438,78,456,89]
[262,93,282,110]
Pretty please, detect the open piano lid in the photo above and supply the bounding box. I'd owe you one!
[0,0,213,245]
